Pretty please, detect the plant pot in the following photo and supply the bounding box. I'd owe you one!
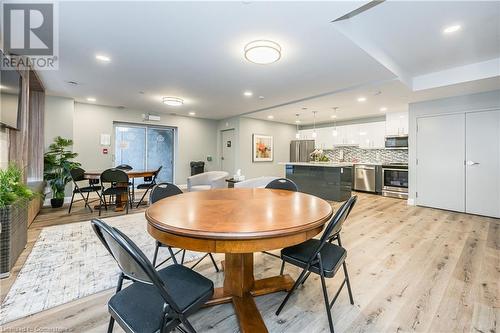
[50,198,64,208]
[0,199,28,278]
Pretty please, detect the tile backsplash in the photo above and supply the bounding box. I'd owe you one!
[325,146,408,164]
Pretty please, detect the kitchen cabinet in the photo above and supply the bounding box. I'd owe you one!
[386,111,408,136]
[299,121,386,149]
[359,121,386,149]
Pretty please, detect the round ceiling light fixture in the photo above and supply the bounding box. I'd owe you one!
[244,40,281,65]
[162,97,184,106]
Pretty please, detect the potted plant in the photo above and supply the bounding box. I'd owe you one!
[44,136,81,208]
[0,165,34,277]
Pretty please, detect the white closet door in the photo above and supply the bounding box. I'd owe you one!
[466,110,500,218]
[416,114,465,212]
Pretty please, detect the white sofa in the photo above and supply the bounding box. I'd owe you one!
[187,171,229,192]
[234,176,278,189]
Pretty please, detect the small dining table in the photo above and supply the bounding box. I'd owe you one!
[146,188,333,332]
[84,169,157,211]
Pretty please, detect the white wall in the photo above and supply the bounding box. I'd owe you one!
[0,127,8,169]
[72,102,218,184]
[215,117,295,179]
[408,89,500,204]
[44,95,74,148]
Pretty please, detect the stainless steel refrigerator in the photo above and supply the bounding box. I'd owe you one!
[290,140,315,162]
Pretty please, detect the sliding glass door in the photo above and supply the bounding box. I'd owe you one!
[114,123,174,183]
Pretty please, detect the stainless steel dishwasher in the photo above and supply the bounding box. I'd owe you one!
[353,164,377,193]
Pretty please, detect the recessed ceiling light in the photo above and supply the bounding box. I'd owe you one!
[357,97,367,102]
[258,95,265,100]
[331,115,337,119]
[162,97,184,106]
[188,111,196,116]
[243,91,253,97]
[443,24,461,34]
[95,54,111,62]
[295,119,301,124]
[244,40,281,65]
[0,85,6,90]
[267,115,274,119]
[87,97,96,102]
[380,107,387,112]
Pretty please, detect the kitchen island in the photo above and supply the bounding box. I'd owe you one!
[282,162,353,202]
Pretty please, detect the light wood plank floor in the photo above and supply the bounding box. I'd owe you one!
[1,193,498,333]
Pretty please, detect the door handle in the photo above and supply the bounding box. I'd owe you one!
[466,160,480,166]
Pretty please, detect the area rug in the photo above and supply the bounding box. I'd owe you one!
[0,213,203,324]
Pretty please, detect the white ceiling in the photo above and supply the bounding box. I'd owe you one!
[39,1,394,119]
[334,1,500,76]
[37,1,500,121]
[248,76,500,125]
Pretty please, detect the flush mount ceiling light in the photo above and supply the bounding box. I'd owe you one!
[267,115,274,119]
[189,111,196,116]
[162,97,184,106]
[244,40,281,65]
[357,97,367,102]
[0,85,6,90]
[443,24,461,34]
[380,107,387,112]
[87,97,96,102]
[243,91,253,97]
[95,54,111,62]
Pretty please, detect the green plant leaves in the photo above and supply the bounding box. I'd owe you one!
[43,136,81,199]
[0,165,33,208]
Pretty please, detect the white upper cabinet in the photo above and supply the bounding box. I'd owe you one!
[359,121,386,149]
[298,120,386,149]
[386,111,409,136]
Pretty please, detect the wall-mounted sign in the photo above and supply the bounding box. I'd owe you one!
[100,134,111,146]
[102,148,108,155]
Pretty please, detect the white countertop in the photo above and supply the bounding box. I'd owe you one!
[281,162,353,168]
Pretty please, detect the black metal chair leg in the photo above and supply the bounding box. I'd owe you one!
[107,317,115,333]
[208,253,219,272]
[276,267,309,315]
[318,256,335,333]
[280,260,285,275]
[152,241,161,266]
[98,194,103,216]
[136,188,150,208]
[301,271,312,285]
[167,246,179,265]
[180,317,197,333]
[343,262,354,305]
[181,249,186,265]
[68,192,75,214]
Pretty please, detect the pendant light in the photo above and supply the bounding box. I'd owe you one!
[312,111,317,139]
[295,113,301,139]
[332,107,338,137]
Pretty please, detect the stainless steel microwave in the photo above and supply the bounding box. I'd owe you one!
[385,135,408,149]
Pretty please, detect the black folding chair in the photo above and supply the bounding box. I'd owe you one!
[91,219,214,333]
[263,178,299,259]
[99,168,132,216]
[150,183,219,273]
[276,196,357,333]
[68,167,102,214]
[116,164,133,170]
[265,178,299,192]
[136,166,162,208]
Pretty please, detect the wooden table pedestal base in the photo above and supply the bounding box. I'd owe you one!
[204,253,294,333]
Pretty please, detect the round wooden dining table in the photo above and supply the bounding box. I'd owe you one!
[146,188,333,333]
